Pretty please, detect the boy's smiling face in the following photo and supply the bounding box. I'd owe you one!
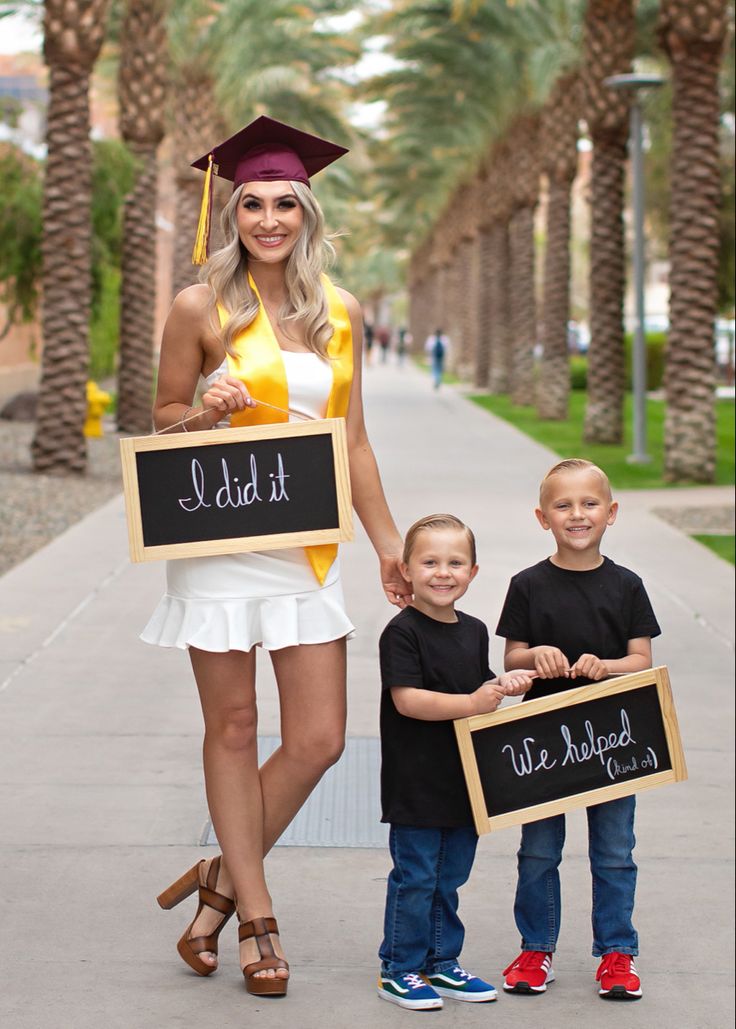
[536,467,618,567]
[401,527,478,622]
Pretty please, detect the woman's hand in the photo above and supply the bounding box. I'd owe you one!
[201,375,256,416]
[380,554,413,608]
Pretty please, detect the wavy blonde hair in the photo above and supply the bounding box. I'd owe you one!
[201,181,336,358]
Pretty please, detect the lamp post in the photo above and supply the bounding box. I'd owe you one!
[604,73,665,464]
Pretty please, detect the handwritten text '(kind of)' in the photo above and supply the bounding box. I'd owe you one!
[178,454,289,512]
[501,708,659,783]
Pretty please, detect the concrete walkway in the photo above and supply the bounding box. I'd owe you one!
[0,362,733,1029]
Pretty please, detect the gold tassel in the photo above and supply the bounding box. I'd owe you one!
[191,153,214,266]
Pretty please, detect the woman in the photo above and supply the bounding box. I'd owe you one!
[142,116,409,996]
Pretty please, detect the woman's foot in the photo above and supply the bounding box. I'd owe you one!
[157,855,236,976]
[239,916,289,995]
[183,857,235,971]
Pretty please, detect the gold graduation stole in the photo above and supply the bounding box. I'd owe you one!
[220,273,353,585]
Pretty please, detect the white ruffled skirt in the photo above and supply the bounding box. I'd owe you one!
[140,546,355,653]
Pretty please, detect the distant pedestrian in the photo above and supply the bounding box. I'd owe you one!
[396,326,411,366]
[425,328,450,389]
[497,459,661,1002]
[364,321,375,363]
[377,325,391,363]
[377,514,535,1010]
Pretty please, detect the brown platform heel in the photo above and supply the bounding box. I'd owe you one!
[239,916,289,996]
[157,856,236,977]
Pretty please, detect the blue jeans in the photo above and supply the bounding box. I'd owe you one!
[513,796,638,957]
[431,354,444,388]
[379,824,478,976]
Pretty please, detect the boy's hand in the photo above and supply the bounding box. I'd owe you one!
[469,680,506,715]
[534,646,570,679]
[498,670,536,696]
[569,653,608,680]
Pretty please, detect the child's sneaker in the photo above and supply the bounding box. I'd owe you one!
[426,966,498,1002]
[377,972,443,1010]
[596,953,642,1000]
[502,951,555,993]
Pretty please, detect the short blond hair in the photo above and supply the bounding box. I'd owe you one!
[403,513,477,565]
[539,459,612,506]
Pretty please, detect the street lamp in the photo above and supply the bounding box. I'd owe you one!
[604,72,665,464]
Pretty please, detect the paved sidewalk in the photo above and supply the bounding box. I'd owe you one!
[0,362,733,1029]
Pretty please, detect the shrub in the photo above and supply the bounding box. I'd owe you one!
[569,332,667,392]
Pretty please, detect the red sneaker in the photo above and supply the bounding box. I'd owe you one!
[596,952,642,1000]
[502,951,555,994]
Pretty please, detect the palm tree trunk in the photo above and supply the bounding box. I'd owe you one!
[538,71,580,420]
[117,141,159,434]
[659,0,728,482]
[116,0,167,435]
[509,205,537,404]
[508,116,540,405]
[32,66,94,473]
[475,226,492,388]
[172,72,224,296]
[457,235,479,378]
[584,135,627,442]
[582,0,635,444]
[539,178,574,419]
[488,222,512,394]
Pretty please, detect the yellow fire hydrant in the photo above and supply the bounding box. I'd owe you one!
[84,380,111,437]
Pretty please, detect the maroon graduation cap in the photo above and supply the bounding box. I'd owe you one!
[191,115,348,264]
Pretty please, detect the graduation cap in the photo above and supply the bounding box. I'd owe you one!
[190,115,349,265]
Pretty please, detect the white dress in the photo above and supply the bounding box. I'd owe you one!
[140,352,356,652]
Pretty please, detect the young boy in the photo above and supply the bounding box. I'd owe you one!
[496,459,661,1001]
[377,513,534,1011]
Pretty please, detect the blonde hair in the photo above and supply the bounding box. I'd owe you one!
[201,181,336,358]
[403,513,477,565]
[539,459,612,505]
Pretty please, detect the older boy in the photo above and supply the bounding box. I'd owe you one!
[496,459,661,1001]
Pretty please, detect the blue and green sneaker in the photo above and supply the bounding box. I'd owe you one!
[377,971,444,1010]
[426,966,498,1002]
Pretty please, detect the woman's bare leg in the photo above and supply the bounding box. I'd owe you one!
[238,637,347,978]
[185,639,347,978]
[186,646,273,970]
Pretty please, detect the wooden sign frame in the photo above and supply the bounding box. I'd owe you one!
[454,666,686,835]
[119,418,353,563]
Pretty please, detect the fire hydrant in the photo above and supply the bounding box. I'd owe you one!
[84,380,111,437]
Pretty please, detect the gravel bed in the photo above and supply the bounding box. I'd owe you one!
[0,420,123,577]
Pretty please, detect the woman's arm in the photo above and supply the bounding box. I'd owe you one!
[338,288,410,606]
[153,285,253,432]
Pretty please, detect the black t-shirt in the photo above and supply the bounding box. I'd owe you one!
[496,556,661,701]
[379,606,493,828]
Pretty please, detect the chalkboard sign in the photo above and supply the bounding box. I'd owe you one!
[454,667,686,834]
[119,419,353,562]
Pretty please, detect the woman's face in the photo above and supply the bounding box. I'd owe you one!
[236,180,304,264]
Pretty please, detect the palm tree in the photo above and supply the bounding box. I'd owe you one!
[481,140,514,395]
[581,0,635,444]
[116,0,168,435]
[538,70,581,420]
[32,0,111,473]
[167,0,357,294]
[658,0,728,482]
[508,113,541,405]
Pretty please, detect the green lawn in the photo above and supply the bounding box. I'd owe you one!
[469,392,735,489]
[692,534,735,564]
